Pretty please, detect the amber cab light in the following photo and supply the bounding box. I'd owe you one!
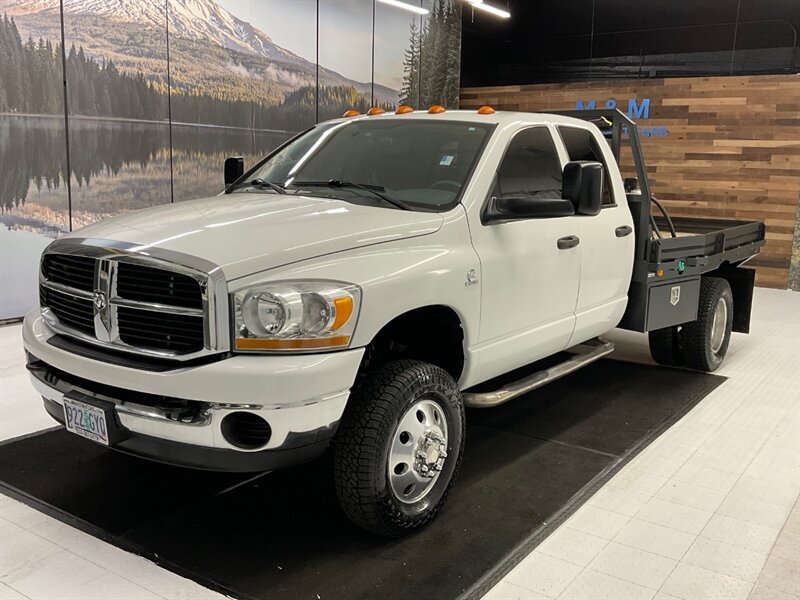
[343,110,361,117]
[367,107,386,116]
[428,105,446,114]
[395,105,414,114]
[477,105,496,115]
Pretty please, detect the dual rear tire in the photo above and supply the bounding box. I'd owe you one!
[648,276,734,372]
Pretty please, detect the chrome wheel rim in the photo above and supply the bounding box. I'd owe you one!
[388,398,449,504]
[710,296,728,354]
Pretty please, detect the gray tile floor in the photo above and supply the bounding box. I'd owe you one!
[1,287,798,600]
[486,288,800,600]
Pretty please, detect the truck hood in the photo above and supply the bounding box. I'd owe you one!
[72,193,444,280]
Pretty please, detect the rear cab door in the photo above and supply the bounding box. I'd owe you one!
[554,123,635,345]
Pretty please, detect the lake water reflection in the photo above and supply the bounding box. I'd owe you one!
[0,114,292,319]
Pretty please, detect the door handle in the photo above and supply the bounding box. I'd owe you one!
[557,235,580,250]
[615,225,633,237]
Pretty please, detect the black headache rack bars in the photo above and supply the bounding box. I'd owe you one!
[554,109,766,334]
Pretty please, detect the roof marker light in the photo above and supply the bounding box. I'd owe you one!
[428,105,446,114]
[477,105,496,114]
[343,110,361,117]
[367,107,386,116]
[395,105,414,114]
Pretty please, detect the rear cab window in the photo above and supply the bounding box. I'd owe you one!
[557,126,616,207]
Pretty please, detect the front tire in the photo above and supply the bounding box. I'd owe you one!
[681,277,734,372]
[333,360,465,537]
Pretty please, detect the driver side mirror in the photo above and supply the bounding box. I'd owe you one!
[562,161,603,216]
[224,156,244,186]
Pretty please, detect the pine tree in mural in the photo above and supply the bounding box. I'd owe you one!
[400,22,420,108]
[0,14,62,114]
[400,0,461,110]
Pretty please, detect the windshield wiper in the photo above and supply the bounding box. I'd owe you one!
[291,180,410,211]
[235,178,287,194]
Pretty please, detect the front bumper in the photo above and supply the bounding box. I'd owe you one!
[22,311,365,472]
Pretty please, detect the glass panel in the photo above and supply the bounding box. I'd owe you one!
[374,0,423,110]
[0,10,69,318]
[497,127,562,199]
[241,119,493,211]
[61,0,172,226]
[170,0,315,201]
[318,0,374,121]
[418,0,462,108]
[558,126,613,205]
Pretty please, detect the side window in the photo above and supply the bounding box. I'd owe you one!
[557,126,615,206]
[494,127,563,200]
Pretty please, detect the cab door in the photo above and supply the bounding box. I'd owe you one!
[468,125,581,384]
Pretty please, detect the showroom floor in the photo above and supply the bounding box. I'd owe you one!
[1,287,798,600]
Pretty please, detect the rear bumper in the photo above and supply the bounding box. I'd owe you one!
[22,310,365,471]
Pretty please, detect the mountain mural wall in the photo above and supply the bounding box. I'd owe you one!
[0,0,463,320]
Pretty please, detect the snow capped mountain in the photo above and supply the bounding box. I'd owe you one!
[4,0,308,67]
[5,0,400,102]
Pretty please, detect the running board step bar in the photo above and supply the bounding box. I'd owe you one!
[462,337,615,408]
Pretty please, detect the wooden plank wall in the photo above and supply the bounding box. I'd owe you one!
[461,75,800,289]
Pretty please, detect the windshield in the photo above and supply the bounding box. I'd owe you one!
[235,119,494,211]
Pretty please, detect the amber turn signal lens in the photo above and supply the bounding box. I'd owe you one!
[331,297,354,331]
[477,105,495,115]
[427,105,446,114]
[235,336,351,351]
[367,107,385,116]
[395,105,414,114]
[342,110,361,117]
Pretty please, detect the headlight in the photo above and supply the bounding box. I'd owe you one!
[232,281,360,352]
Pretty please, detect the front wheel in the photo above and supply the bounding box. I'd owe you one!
[333,360,465,537]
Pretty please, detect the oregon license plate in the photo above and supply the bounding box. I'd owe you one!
[63,397,110,445]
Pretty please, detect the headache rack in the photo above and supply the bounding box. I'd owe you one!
[554,109,766,334]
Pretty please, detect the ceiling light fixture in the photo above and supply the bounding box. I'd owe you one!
[466,0,511,19]
[376,0,430,15]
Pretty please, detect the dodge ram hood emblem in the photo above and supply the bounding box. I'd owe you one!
[93,290,107,311]
[670,285,680,306]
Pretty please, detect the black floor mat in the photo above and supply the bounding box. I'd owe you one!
[0,359,724,600]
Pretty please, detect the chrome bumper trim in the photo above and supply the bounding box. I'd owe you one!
[26,359,215,426]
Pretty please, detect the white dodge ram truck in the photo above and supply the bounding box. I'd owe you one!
[23,107,764,536]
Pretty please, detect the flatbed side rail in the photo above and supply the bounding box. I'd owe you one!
[652,217,766,263]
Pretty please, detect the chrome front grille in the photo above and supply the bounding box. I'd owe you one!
[42,254,96,292]
[117,306,205,353]
[39,286,95,336]
[38,239,229,360]
[116,262,204,309]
